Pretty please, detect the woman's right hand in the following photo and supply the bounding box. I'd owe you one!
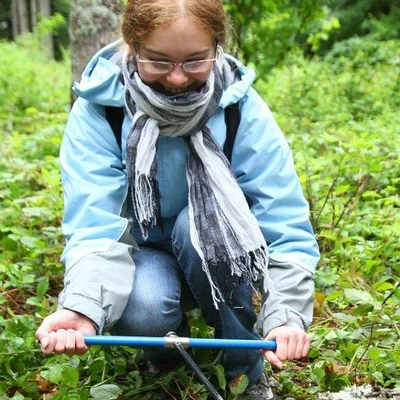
[36,309,96,355]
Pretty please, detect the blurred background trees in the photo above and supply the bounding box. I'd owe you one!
[69,0,122,85]
[0,0,123,97]
[0,0,69,58]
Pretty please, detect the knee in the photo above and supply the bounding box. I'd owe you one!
[114,292,184,336]
[171,207,203,273]
[171,206,192,254]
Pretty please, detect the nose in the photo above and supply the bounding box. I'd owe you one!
[165,65,189,87]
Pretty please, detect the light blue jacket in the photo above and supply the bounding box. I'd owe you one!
[58,40,320,334]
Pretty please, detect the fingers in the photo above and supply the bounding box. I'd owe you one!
[56,329,90,355]
[36,309,95,356]
[264,350,283,369]
[276,331,307,360]
[75,330,90,355]
[40,329,90,355]
[36,316,57,354]
[264,326,311,367]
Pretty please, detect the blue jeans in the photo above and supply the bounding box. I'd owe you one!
[113,207,264,384]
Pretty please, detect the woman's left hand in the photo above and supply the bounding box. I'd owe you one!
[263,326,311,369]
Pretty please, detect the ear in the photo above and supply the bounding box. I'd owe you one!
[119,41,134,55]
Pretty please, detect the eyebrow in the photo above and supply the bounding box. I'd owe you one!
[141,46,211,59]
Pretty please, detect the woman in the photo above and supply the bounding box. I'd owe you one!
[36,0,320,398]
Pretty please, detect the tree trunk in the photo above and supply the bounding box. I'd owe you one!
[69,0,123,91]
[11,0,30,37]
[38,0,54,58]
[30,0,37,27]
[10,0,18,39]
[17,0,29,33]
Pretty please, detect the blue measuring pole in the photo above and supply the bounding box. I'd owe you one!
[84,335,277,350]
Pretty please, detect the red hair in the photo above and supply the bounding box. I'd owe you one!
[122,0,226,50]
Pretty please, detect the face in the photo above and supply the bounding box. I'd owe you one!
[136,18,215,96]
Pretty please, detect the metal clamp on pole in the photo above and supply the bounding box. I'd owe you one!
[164,333,190,349]
[166,332,223,400]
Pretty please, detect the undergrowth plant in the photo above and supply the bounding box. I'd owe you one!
[0,33,399,399]
[0,32,68,399]
[256,36,400,396]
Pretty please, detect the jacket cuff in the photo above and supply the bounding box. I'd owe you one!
[258,307,306,337]
[58,287,106,333]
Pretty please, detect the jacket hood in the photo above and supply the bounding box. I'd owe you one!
[73,39,257,108]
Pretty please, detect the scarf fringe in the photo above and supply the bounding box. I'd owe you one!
[232,247,268,281]
[204,246,268,309]
[201,259,223,309]
[133,174,159,240]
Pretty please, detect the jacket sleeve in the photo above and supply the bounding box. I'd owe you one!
[58,98,137,332]
[230,89,320,335]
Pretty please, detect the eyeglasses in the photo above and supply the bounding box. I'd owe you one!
[135,52,218,75]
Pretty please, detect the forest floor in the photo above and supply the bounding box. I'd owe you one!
[317,385,400,400]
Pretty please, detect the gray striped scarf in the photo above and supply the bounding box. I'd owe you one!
[122,50,268,307]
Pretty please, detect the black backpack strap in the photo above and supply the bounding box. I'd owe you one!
[223,102,252,207]
[105,106,125,149]
[223,102,240,163]
[104,103,241,159]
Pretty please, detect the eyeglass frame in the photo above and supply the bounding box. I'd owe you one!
[134,45,221,75]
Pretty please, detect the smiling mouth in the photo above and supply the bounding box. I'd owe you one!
[163,87,188,95]
[149,82,203,96]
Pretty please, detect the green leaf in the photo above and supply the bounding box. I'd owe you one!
[162,370,176,384]
[343,289,376,306]
[229,373,249,395]
[351,303,374,316]
[325,290,343,302]
[361,191,382,199]
[90,384,123,400]
[41,364,63,383]
[37,277,49,298]
[310,361,326,386]
[40,364,79,387]
[367,347,387,360]
[371,371,384,384]
[9,392,25,400]
[61,365,80,387]
[372,281,394,292]
[212,364,226,390]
